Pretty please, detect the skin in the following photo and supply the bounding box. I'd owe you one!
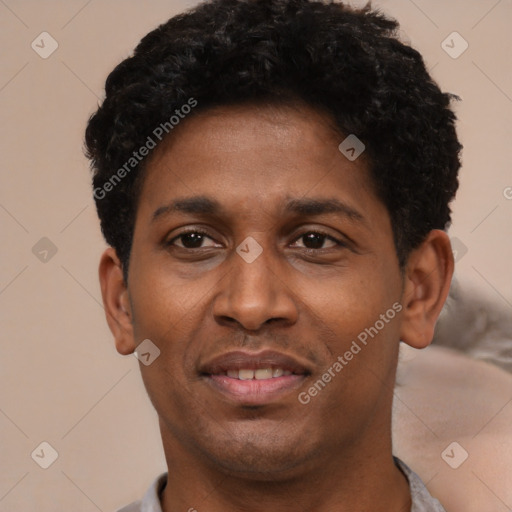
[99,103,453,512]
[394,344,512,512]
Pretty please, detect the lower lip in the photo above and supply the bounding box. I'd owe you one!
[205,374,306,405]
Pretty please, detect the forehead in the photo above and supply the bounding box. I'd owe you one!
[138,102,380,219]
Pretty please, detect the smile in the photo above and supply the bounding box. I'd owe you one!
[218,368,293,380]
[200,350,312,405]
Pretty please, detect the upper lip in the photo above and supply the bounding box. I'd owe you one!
[199,350,313,375]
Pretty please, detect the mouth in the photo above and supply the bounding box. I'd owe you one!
[199,350,312,405]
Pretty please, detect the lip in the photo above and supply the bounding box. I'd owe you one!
[199,350,312,406]
[200,349,312,374]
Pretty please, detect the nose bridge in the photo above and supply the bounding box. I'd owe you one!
[213,235,297,330]
[232,236,277,306]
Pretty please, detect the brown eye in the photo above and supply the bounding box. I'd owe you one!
[167,230,219,249]
[292,232,341,250]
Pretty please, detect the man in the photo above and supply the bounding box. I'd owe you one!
[85,0,461,510]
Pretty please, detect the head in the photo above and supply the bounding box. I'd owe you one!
[86,0,461,480]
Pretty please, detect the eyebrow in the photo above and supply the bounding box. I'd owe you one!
[284,197,365,223]
[151,196,366,225]
[152,196,221,222]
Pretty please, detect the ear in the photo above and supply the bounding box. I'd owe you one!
[399,230,454,349]
[98,247,136,355]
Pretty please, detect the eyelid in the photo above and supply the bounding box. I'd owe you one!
[166,227,219,247]
[290,230,347,249]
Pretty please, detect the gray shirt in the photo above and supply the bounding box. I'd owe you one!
[116,457,446,512]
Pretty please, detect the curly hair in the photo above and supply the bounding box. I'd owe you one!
[85,0,462,279]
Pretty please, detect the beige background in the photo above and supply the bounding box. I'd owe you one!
[0,0,511,510]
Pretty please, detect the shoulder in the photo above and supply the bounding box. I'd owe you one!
[115,502,142,512]
[393,345,512,512]
[394,457,447,511]
[114,472,167,512]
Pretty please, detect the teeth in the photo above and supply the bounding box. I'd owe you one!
[224,368,292,380]
[238,369,255,380]
[255,368,273,380]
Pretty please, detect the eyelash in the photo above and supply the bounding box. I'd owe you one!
[166,228,347,251]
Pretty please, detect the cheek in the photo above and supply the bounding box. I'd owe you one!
[305,261,400,340]
[129,262,209,342]
[302,261,402,398]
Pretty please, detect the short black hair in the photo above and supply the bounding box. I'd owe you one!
[85,0,462,279]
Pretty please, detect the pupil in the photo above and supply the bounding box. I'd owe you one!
[304,233,324,249]
[182,233,203,248]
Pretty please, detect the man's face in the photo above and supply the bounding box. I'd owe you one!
[126,103,405,478]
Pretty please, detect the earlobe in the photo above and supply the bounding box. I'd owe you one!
[399,230,454,349]
[98,247,136,355]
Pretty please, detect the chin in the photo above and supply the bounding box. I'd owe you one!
[197,426,318,480]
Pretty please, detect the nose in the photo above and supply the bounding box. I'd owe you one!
[212,243,299,331]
